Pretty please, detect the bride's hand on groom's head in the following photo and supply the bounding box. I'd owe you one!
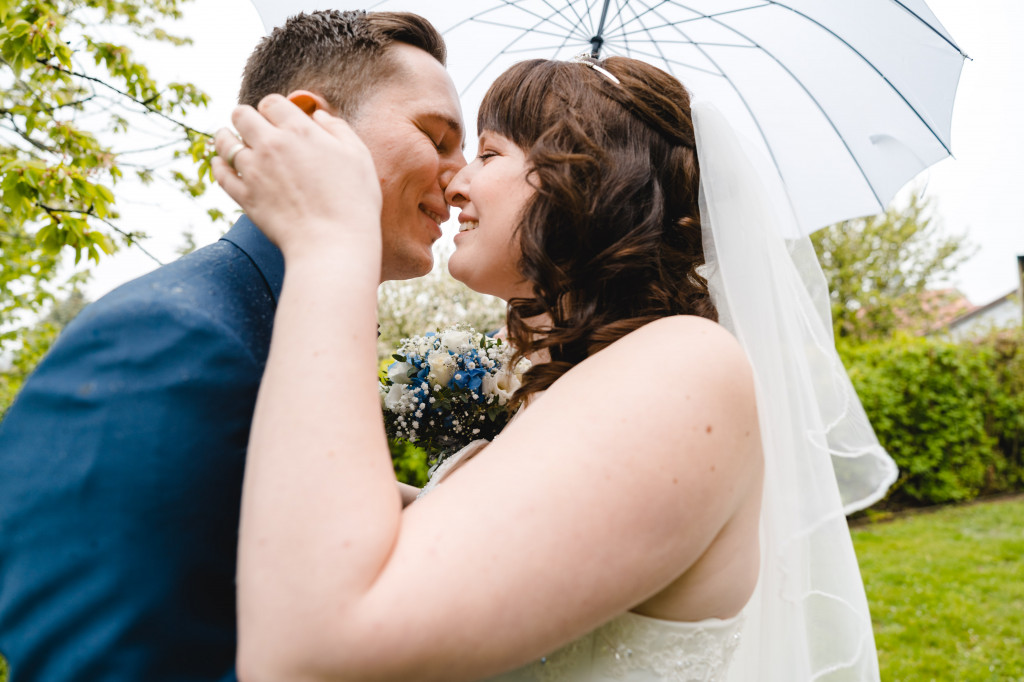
[212,94,383,264]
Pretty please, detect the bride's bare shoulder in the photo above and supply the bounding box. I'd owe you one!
[587,315,751,381]
[631,314,737,343]
[547,314,757,428]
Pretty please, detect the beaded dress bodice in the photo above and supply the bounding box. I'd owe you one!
[418,439,744,682]
[484,610,743,682]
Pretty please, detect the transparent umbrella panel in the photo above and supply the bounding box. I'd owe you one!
[250,0,966,234]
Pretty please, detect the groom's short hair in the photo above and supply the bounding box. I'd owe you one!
[238,10,446,118]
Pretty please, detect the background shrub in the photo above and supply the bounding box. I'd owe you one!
[842,330,1024,507]
[390,440,429,487]
[984,330,1024,487]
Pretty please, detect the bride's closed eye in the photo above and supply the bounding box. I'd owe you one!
[477,151,498,162]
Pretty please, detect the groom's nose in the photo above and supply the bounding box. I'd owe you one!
[439,148,467,194]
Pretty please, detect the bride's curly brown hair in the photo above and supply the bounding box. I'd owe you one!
[477,57,716,406]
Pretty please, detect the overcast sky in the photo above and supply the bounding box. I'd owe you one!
[86,0,1023,306]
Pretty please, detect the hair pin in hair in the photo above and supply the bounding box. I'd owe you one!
[569,53,621,85]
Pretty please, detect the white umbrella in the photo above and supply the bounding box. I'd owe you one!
[249,0,966,235]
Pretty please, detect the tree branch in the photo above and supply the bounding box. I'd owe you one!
[36,59,212,139]
[0,94,97,116]
[116,137,190,156]
[0,116,60,154]
[41,94,98,113]
[37,203,164,266]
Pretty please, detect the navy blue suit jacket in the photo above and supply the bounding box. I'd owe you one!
[0,217,281,681]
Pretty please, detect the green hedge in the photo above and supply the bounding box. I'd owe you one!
[841,330,1024,508]
[390,439,430,487]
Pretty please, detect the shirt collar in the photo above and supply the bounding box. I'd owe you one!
[220,215,284,303]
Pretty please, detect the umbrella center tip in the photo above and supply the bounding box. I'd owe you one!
[589,35,603,58]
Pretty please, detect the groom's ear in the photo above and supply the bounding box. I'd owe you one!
[286,90,336,118]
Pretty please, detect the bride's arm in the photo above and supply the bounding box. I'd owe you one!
[216,98,761,682]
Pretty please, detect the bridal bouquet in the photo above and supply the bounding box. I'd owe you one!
[380,325,530,465]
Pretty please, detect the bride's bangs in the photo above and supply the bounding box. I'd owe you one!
[476,59,566,151]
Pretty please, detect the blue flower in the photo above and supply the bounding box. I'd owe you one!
[451,365,487,393]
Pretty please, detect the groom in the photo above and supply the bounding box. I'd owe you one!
[0,10,464,682]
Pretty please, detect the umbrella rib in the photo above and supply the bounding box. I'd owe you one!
[889,0,968,56]
[583,0,599,36]
[600,4,725,80]
[499,42,589,55]
[537,8,591,60]
[454,7,593,95]
[498,0,582,36]
[599,39,728,78]
[601,37,758,65]
[661,0,885,206]
[764,0,954,155]
[515,0,595,42]
[440,5,511,33]
[549,4,587,58]
[612,0,633,58]
[612,0,723,77]
[461,18,583,42]
[442,1,578,39]
[606,2,770,39]
[608,0,675,38]
[604,4,675,74]
[552,0,594,39]
[606,0,671,69]
[628,0,796,193]
[609,37,761,48]
[612,5,769,40]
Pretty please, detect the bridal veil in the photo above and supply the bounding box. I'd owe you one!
[692,102,899,681]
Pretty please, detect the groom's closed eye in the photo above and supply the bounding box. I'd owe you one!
[420,112,465,151]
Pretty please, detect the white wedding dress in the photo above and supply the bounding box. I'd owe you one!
[419,441,745,682]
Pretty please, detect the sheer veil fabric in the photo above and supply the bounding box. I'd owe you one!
[692,102,898,681]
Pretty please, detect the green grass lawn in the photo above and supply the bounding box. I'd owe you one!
[0,498,1019,682]
[853,496,1024,681]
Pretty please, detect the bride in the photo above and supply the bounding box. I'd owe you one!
[213,55,895,681]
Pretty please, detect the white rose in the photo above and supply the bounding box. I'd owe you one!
[384,383,413,413]
[387,361,414,385]
[481,373,499,398]
[440,329,473,353]
[482,367,522,405]
[426,350,457,387]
